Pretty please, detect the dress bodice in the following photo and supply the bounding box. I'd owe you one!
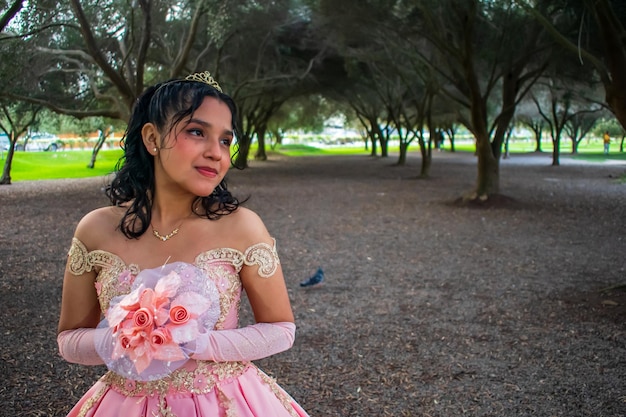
[67,238,280,331]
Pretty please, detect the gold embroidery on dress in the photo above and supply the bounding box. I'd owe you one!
[243,239,280,278]
[216,386,236,417]
[195,247,245,271]
[76,385,107,417]
[155,395,176,417]
[68,238,91,275]
[101,361,249,396]
[80,363,301,416]
[258,371,301,417]
[210,266,240,330]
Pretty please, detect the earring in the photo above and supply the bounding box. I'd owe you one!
[153,147,158,153]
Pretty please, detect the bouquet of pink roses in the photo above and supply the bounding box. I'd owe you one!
[96,262,220,381]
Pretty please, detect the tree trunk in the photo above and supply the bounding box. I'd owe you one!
[369,133,376,155]
[379,136,388,157]
[449,134,456,152]
[370,122,381,156]
[234,134,251,168]
[551,137,561,166]
[0,145,15,184]
[87,131,108,169]
[254,125,268,161]
[376,123,388,157]
[469,82,500,197]
[571,138,579,154]
[418,137,431,178]
[396,142,408,165]
[0,132,19,185]
[475,136,500,196]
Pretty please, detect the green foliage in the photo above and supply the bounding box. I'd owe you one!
[593,117,625,137]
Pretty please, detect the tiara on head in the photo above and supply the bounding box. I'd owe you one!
[184,71,223,92]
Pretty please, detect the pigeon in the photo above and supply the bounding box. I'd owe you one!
[300,267,324,288]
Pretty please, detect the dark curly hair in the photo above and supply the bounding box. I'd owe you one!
[106,78,244,239]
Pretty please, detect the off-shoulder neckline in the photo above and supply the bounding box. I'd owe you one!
[70,236,276,272]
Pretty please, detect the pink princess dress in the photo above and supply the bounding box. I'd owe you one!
[63,237,310,417]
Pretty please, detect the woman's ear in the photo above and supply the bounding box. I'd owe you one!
[141,123,159,155]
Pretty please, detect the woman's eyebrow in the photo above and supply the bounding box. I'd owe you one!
[188,118,234,136]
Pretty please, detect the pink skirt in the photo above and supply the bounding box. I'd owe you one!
[67,360,309,417]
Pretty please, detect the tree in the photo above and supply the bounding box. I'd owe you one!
[0,101,42,184]
[0,0,227,176]
[517,113,546,152]
[530,78,603,164]
[564,110,603,153]
[46,114,123,168]
[2,0,325,169]
[2,0,229,121]
[520,0,626,130]
[411,0,549,200]
[196,2,329,167]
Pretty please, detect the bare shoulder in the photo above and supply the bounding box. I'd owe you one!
[74,206,124,250]
[221,207,272,249]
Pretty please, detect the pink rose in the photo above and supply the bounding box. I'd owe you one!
[132,308,154,328]
[150,328,171,346]
[169,306,190,324]
[119,334,132,350]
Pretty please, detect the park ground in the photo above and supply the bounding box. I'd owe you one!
[0,151,625,416]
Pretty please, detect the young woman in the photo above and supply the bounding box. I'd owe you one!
[57,71,309,417]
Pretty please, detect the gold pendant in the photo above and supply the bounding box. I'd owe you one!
[152,227,179,242]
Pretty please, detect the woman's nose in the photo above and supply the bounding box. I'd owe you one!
[203,138,222,160]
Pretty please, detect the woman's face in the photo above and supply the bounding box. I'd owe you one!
[153,96,234,197]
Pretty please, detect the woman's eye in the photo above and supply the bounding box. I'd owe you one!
[220,138,232,146]
[188,128,203,137]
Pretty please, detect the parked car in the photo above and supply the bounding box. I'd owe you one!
[15,133,63,151]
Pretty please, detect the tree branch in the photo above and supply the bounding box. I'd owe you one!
[0,0,23,33]
[69,0,134,106]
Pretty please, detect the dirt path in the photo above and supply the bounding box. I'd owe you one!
[1,152,625,416]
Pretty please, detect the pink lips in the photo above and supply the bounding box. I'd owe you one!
[196,167,218,177]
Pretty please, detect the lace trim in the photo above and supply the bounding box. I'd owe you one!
[258,371,303,417]
[199,263,241,330]
[243,240,280,278]
[68,237,280,278]
[76,362,248,417]
[101,361,249,396]
[67,238,139,276]
[67,238,91,275]
[76,384,107,417]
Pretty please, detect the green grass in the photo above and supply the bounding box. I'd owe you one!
[453,139,626,161]
[2,139,625,182]
[1,149,123,181]
[267,144,367,156]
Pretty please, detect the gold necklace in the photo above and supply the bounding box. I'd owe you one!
[152,225,180,242]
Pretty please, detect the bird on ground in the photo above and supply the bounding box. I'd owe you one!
[300,267,324,288]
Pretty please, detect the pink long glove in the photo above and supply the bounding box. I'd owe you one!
[58,322,295,365]
[57,328,109,365]
[190,322,296,362]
